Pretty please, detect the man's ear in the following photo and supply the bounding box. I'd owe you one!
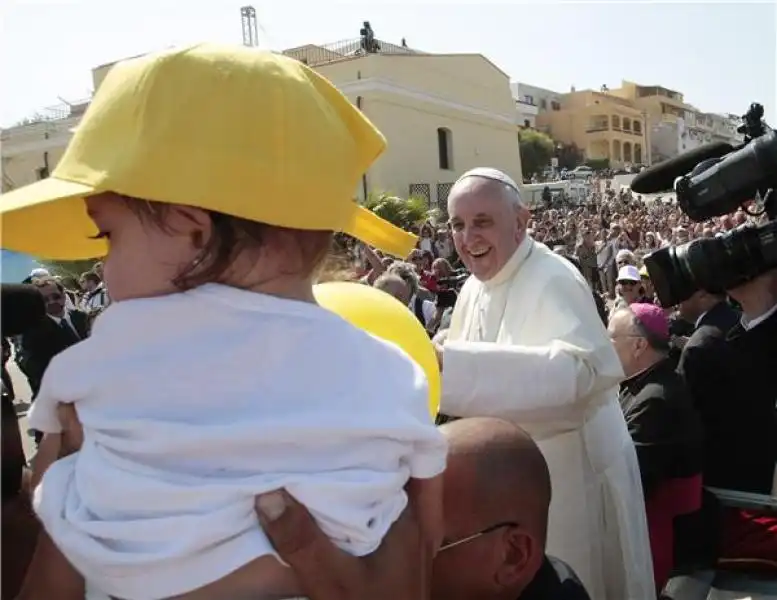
[494,528,541,589]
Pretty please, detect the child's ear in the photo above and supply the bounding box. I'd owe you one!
[167,206,213,247]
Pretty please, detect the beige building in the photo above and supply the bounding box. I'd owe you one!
[609,81,743,163]
[285,40,522,208]
[536,88,647,167]
[4,41,522,211]
[1,100,88,192]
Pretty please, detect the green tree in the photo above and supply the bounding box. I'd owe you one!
[555,142,584,170]
[518,129,554,177]
[39,259,99,280]
[361,192,439,231]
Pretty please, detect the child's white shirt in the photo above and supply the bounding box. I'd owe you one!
[30,284,447,600]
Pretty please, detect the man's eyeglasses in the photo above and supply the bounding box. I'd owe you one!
[439,521,519,552]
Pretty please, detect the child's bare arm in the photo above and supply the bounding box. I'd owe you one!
[15,530,85,600]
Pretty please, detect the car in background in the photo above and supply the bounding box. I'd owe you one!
[566,165,594,180]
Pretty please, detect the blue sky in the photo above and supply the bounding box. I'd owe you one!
[1,1,775,126]
[0,250,42,283]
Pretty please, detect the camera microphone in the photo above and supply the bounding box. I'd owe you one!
[630,142,734,194]
[1,284,46,337]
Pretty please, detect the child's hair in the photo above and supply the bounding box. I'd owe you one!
[122,195,333,290]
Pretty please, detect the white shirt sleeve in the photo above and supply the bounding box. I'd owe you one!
[441,275,624,424]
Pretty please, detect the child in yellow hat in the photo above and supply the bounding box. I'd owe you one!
[9,45,445,600]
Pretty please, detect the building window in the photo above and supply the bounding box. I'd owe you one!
[437,182,454,212]
[551,100,561,111]
[540,99,547,110]
[437,127,453,170]
[634,144,642,164]
[611,115,621,130]
[409,183,431,205]
[633,120,642,134]
[622,118,632,132]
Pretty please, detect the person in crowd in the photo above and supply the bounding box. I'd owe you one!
[374,271,435,330]
[430,258,460,333]
[575,227,599,292]
[616,248,636,269]
[385,261,436,328]
[676,269,777,567]
[17,277,89,400]
[418,221,436,256]
[433,417,591,600]
[676,289,741,341]
[608,304,704,590]
[638,266,656,303]
[409,248,439,292]
[614,265,644,309]
[2,337,15,402]
[435,228,454,261]
[435,167,654,600]
[11,45,446,600]
[79,270,109,315]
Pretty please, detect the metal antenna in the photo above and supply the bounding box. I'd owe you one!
[241,6,259,47]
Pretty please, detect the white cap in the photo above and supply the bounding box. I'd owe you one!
[616,249,633,261]
[456,167,521,194]
[617,265,641,283]
[29,267,50,278]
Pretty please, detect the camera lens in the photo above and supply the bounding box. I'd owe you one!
[644,245,698,307]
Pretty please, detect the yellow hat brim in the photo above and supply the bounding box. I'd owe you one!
[0,177,107,260]
[1,178,417,261]
[346,206,417,259]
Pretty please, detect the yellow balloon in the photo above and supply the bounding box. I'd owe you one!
[314,281,440,418]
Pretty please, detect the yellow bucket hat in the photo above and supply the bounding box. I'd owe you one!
[0,43,417,260]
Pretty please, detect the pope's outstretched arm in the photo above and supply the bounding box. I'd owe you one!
[441,274,624,423]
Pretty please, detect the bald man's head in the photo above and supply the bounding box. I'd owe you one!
[441,418,551,542]
[432,418,551,600]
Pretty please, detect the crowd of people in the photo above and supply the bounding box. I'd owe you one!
[2,43,776,600]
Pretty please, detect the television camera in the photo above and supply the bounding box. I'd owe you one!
[643,103,777,307]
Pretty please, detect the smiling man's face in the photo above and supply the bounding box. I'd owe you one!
[448,178,527,282]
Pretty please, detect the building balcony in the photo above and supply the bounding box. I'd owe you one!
[283,38,422,67]
[586,125,610,133]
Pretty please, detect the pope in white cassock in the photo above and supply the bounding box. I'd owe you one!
[437,168,654,600]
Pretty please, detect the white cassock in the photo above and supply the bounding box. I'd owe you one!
[442,237,654,600]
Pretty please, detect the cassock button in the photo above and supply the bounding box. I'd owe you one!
[367,517,376,528]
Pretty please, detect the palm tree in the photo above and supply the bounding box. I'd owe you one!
[361,192,440,231]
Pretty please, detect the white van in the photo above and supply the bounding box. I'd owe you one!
[522,181,591,209]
